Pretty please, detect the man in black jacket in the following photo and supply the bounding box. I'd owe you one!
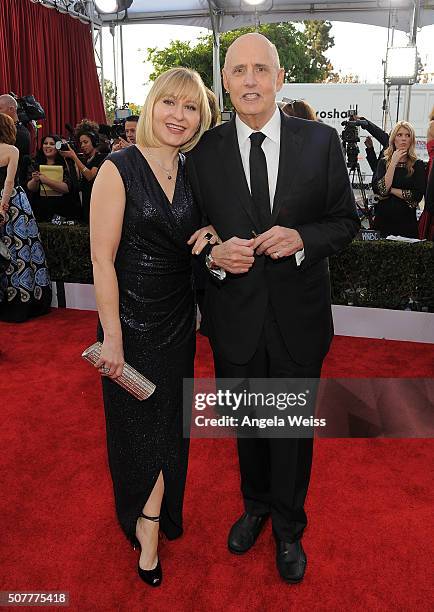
[187,33,359,583]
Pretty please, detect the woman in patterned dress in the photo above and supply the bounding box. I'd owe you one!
[0,113,51,322]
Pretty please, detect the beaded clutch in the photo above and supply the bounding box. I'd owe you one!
[81,342,156,401]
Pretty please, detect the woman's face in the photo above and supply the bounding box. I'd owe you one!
[394,128,412,151]
[80,135,95,156]
[42,137,57,159]
[152,94,201,149]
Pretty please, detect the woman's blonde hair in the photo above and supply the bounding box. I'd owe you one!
[383,121,417,176]
[429,106,434,122]
[136,67,211,153]
[0,113,17,145]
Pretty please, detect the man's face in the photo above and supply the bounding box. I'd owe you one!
[222,36,284,129]
[0,100,14,119]
[124,120,137,144]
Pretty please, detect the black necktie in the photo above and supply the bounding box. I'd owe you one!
[249,131,271,230]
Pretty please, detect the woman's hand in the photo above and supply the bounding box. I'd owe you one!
[38,174,48,184]
[94,336,125,379]
[31,171,40,183]
[391,148,407,166]
[188,225,220,255]
[60,145,77,161]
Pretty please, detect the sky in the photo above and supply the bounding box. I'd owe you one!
[101,21,434,106]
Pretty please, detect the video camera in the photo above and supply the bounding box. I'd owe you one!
[9,92,45,124]
[98,120,126,141]
[340,108,369,169]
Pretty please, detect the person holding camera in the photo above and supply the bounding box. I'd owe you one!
[60,129,106,223]
[111,115,139,152]
[372,121,426,238]
[352,115,389,174]
[0,113,51,322]
[26,134,80,222]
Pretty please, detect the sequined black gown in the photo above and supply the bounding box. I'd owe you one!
[97,146,199,543]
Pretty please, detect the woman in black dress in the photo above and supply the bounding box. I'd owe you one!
[372,121,426,238]
[90,68,213,587]
[27,134,80,222]
[60,128,105,223]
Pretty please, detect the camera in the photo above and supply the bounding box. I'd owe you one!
[55,140,73,152]
[99,120,126,141]
[9,92,45,124]
[340,108,369,169]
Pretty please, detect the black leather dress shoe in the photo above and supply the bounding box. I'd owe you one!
[228,512,269,554]
[275,539,307,583]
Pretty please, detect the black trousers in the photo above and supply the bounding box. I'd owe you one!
[213,306,322,542]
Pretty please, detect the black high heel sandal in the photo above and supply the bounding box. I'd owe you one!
[134,512,162,587]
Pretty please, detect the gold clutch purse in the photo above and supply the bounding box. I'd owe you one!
[81,342,156,401]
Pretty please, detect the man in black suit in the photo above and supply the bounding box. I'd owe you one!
[187,33,359,583]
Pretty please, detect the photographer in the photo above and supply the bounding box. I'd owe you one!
[372,121,425,238]
[111,115,139,152]
[60,128,106,223]
[0,94,31,186]
[27,134,80,222]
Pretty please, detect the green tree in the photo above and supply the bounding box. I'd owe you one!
[103,78,117,123]
[147,21,334,102]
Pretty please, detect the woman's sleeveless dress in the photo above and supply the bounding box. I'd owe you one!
[97,146,199,543]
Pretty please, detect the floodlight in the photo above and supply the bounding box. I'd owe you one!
[385,46,418,85]
[94,0,133,13]
[243,0,268,5]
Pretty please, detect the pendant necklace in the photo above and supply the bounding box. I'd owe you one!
[145,148,178,180]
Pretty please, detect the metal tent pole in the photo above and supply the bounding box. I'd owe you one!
[404,0,421,121]
[120,25,126,106]
[207,1,223,111]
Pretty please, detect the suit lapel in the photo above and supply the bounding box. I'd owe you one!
[220,119,262,233]
[272,112,305,224]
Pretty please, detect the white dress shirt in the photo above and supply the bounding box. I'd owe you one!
[235,106,304,264]
[236,105,281,210]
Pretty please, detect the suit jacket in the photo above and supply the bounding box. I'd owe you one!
[186,111,360,365]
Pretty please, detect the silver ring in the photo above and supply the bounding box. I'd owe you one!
[100,366,110,374]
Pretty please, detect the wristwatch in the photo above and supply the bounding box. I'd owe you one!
[205,247,216,270]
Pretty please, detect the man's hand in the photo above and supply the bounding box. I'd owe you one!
[253,226,303,260]
[210,237,255,274]
[188,225,220,255]
[112,137,131,152]
[364,136,373,149]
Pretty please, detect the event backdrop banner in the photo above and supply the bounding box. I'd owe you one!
[0,0,106,135]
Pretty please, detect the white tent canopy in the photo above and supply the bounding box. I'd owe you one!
[97,0,434,32]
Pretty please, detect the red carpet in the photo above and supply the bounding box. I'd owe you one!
[0,309,433,611]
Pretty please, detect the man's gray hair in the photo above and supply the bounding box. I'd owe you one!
[0,94,18,109]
